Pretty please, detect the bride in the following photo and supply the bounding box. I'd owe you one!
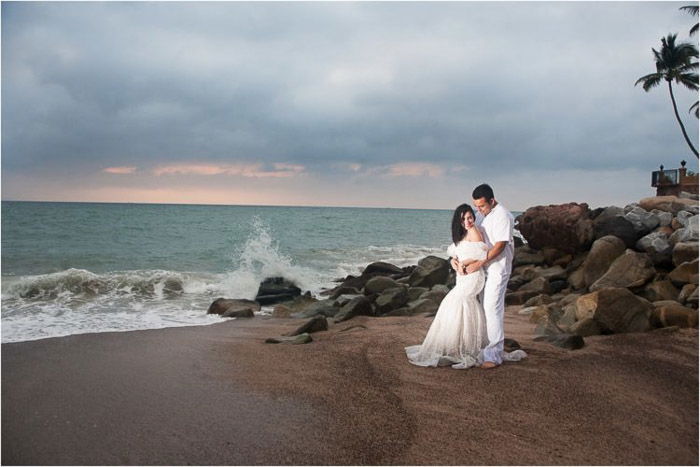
[406,203,501,369]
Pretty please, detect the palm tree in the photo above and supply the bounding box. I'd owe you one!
[680,5,698,36]
[635,33,699,158]
[691,101,699,118]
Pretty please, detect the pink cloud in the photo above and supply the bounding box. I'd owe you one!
[386,162,445,177]
[152,163,305,178]
[103,166,137,174]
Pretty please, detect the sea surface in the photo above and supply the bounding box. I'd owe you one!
[1,201,479,343]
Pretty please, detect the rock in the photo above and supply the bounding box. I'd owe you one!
[533,333,585,350]
[333,294,362,308]
[672,242,699,267]
[669,222,699,246]
[642,280,680,303]
[589,249,655,291]
[362,261,404,276]
[363,276,402,295]
[163,278,184,297]
[419,285,450,303]
[569,318,603,337]
[575,288,652,333]
[680,191,699,200]
[651,209,674,227]
[676,211,695,228]
[514,249,546,267]
[638,195,699,215]
[221,308,255,318]
[523,294,553,307]
[518,277,551,294]
[635,231,673,266]
[265,333,313,345]
[408,256,450,288]
[291,299,339,319]
[678,284,698,306]
[375,287,410,314]
[207,298,261,315]
[582,235,626,288]
[558,304,578,328]
[560,293,582,307]
[255,277,302,305]
[624,206,660,235]
[688,287,699,308]
[593,215,639,248]
[407,287,429,301]
[516,203,594,253]
[542,247,566,266]
[650,303,699,328]
[272,295,318,317]
[329,286,361,300]
[539,265,567,281]
[527,305,553,324]
[568,266,586,290]
[334,296,374,322]
[285,316,328,336]
[506,290,541,305]
[504,338,522,352]
[549,280,568,294]
[407,298,440,316]
[668,259,700,286]
[518,305,542,316]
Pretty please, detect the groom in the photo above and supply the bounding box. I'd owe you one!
[463,184,515,369]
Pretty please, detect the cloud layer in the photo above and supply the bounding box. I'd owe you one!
[2,2,698,209]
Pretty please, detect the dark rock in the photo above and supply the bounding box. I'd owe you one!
[593,216,639,248]
[208,298,261,315]
[549,280,569,294]
[407,287,429,301]
[285,316,328,336]
[668,259,700,286]
[642,280,681,303]
[406,298,440,316]
[418,285,449,303]
[513,249,546,267]
[582,235,626,288]
[534,333,585,350]
[408,256,450,288]
[504,338,521,352]
[506,290,541,305]
[329,286,361,299]
[362,261,404,276]
[291,299,339,319]
[635,231,673,266]
[672,242,699,267]
[222,308,255,318]
[256,277,301,299]
[375,287,409,314]
[339,324,368,332]
[516,203,594,254]
[334,296,374,322]
[575,288,652,333]
[589,249,655,291]
[518,277,550,295]
[523,294,553,307]
[364,276,402,295]
[569,318,602,337]
[650,303,698,328]
[678,284,698,306]
[272,295,318,318]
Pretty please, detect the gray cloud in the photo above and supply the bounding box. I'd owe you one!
[2,1,698,207]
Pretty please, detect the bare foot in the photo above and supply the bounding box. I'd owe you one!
[480,361,499,369]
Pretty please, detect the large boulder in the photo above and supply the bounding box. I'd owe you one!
[582,235,626,288]
[208,298,261,315]
[406,298,440,316]
[375,287,410,314]
[672,242,699,267]
[651,209,674,227]
[642,280,681,303]
[291,299,339,319]
[518,277,551,295]
[272,295,318,317]
[624,206,660,236]
[589,249,655,292]
[592,215,639,248]
[668,259,700,287]
[255,277,302,305]
[516,203,594,253]
[285,316,328,336]
[669,222,699,246]
[408,256,450,288]
[635,231,673,266]
[638,195,699,215]
[575,288,653,333]
[362,261,404,276]
[569,318,603,337]
[419,285,450,303]
[678,284,698,306]
[334,296,374,322]
[364,276,402,295]
[513,248,546,267]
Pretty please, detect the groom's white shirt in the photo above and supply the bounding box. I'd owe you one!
[476,203,514,276]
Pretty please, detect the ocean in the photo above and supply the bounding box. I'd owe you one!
[1,201,466,343]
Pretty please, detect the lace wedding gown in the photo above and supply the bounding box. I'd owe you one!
[405,240,490,369]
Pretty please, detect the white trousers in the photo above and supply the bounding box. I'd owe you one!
[481,268,509,364]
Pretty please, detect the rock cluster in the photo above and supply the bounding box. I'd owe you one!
[512,195,698,348]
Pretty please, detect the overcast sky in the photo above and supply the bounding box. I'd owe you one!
[2,1,698,210]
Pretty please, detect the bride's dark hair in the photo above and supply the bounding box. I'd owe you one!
[451,203,475,244]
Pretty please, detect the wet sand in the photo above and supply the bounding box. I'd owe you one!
[2,309,698,465]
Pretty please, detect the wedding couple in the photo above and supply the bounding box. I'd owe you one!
[406,184,527,370]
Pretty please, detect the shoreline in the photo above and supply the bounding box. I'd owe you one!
[3,310,697,465]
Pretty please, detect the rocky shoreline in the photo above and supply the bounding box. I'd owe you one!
[208,194,699,347]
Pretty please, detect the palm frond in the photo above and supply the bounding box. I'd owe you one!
[676,72,699,91]
[635,73,664,91]
[691,23,699,36]
[680,5,699,16]
[690,101,699,118]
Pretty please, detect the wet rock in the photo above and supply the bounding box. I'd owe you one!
[333,294,362,308]
[163,278,184,297]
[272,295,318,318]
[363,276,402,295]
[589,249,655,291]
[291,299,339,319]
[222,308,255,318]
[672,242,699,267]
[265,333,313,345]
[582,235,626,288]
[255,277,302,305]
[516,203,594,253]
[407,287,429,301]
[329,286,361,300]
[285,316,328,336]
[334,296,374,322]
[208,298,261,315]
[575,288,652,333]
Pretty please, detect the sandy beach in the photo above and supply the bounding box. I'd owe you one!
[2,308,697,465]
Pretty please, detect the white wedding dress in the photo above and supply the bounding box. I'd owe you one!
[405,240,490,369]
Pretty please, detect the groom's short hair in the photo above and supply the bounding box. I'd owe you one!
[472,184,494,201]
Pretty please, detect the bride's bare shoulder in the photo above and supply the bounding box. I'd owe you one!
[466,226,484,243]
